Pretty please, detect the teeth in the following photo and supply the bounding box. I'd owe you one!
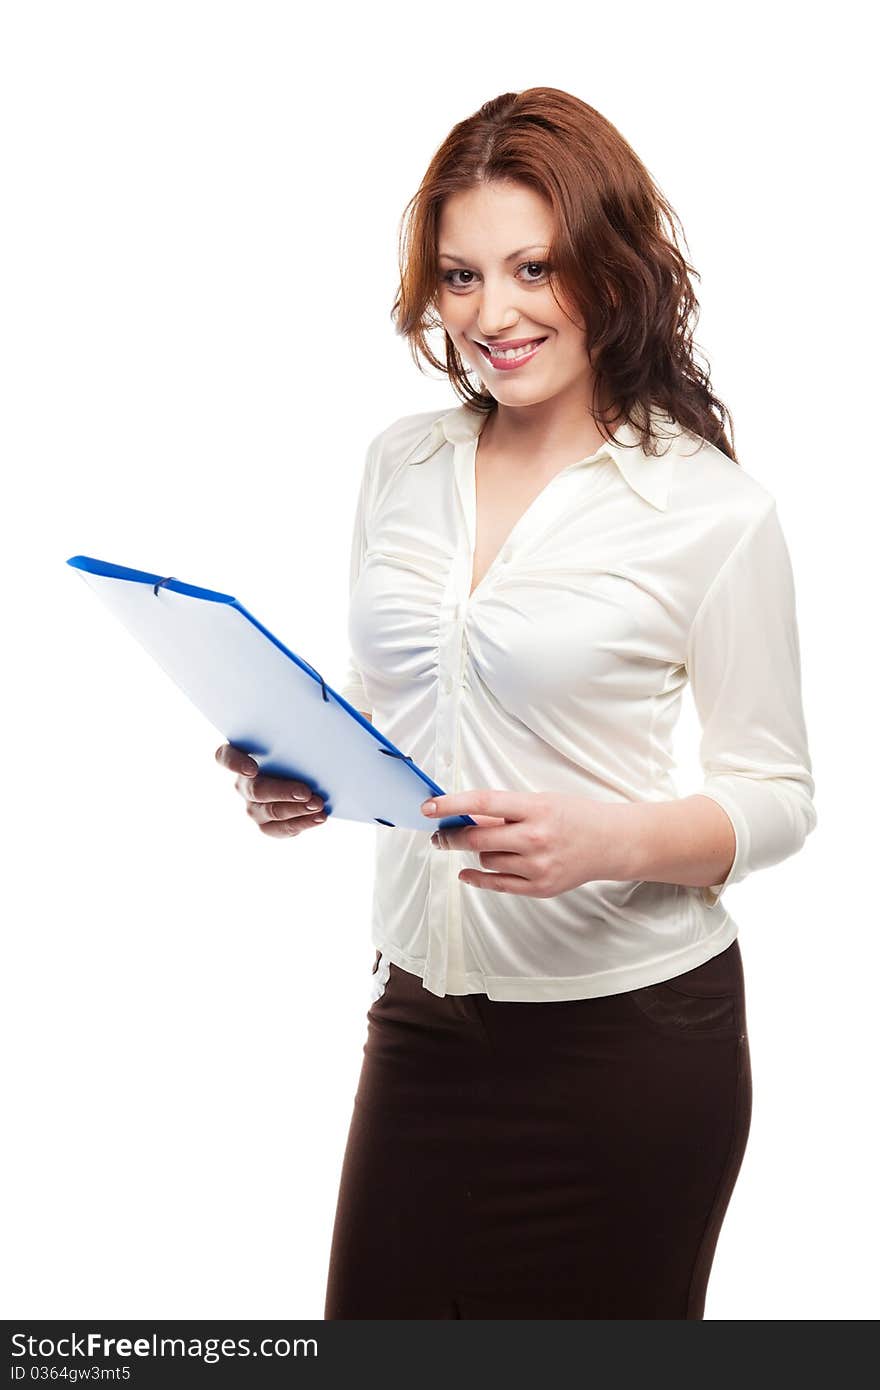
[484,339,544,360]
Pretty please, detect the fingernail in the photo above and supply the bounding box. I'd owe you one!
[422,800,437,815]
[314,813,327,823]
[306,799,322,810]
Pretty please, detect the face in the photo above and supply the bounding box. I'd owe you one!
[434,179,592,407]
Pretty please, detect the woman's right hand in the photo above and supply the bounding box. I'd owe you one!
[214,743,327,839]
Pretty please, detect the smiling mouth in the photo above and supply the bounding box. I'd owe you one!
[475,336,548,360]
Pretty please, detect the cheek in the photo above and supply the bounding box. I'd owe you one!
[548,291,587,339]
[545,331,589,370]
[439,311,469,345]
[436,289,464,323]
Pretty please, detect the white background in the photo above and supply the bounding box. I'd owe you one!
[2,0,876,1321]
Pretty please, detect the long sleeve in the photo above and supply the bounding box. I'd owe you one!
[336,432,379,716]
[685,499,818,908]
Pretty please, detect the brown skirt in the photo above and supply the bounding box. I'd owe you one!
[324,938,752,1319]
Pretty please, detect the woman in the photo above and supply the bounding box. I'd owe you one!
[216,88,817,1318]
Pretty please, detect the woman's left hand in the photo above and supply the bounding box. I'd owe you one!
[421,789,631,897]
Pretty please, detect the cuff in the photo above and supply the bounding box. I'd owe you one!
[692,789,749,909]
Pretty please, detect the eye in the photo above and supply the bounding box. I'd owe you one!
[440,261,551,291]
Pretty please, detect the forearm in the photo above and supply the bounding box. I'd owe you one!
[608,794,736,889]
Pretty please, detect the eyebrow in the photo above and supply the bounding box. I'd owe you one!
[437,245,549,265]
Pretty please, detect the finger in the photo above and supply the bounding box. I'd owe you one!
[422,791,531,821]
[239,773,320,803]
[458,868,533,894]
[434,821,522,852]
[215,743,259,776]
[430,814,506,847]
[258,812,328,839]
[250,799,325,824]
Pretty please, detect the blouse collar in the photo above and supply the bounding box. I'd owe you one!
[409,401,684,511]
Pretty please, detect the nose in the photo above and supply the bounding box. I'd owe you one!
[474,276,520,339]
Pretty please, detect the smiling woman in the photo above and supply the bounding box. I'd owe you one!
[391,86,738,463]
[324,86,816,1322]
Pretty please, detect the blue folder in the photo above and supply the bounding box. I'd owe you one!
[67,554,476,834]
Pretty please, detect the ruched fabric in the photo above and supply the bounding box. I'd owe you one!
[338,405,816,1001]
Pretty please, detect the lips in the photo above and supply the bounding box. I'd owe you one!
[473,336,549,371]
[475,336,547,358]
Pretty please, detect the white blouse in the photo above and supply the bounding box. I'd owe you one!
[338,402,817,1001]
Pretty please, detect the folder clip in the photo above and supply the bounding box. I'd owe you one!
[378,747,415,765]
[296,656,330,702]
[153,575,177,596]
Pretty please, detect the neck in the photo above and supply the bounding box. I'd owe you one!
[480,395,615,466]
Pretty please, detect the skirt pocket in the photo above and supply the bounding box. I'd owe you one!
[625,941,743,1040]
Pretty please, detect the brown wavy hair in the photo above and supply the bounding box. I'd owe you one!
[391,87,737,463]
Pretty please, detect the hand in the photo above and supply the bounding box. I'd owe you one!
[421,789,628,897]
[215,743,328,839]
